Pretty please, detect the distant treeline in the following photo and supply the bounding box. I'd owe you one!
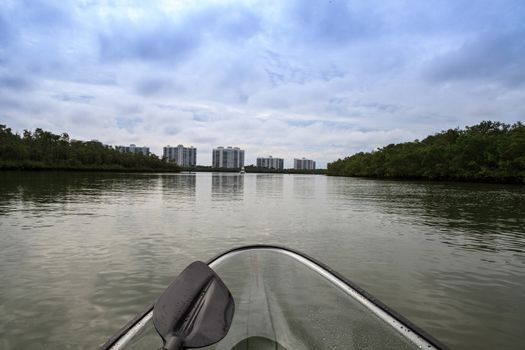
[181,165,326,175]
[327,121,525,183]
[181,165,240,173]
[245,166,326,175]
[0,125,180,172]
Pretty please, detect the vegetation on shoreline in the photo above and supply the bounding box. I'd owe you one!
[327,121,525,183]
[181,165,326,175]
[244,165,326,175]
[0,125,180,172]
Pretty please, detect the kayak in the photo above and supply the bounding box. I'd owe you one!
[100,245,447,350]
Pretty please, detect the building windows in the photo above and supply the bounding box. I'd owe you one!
[256,156,284,170]
[163,145,197,166]
[294,158,316,170]
[212,146,245,168]
[115,144,150,156]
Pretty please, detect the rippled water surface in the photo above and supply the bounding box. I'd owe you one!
[0,172,524,349]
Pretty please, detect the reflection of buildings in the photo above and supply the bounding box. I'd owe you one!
[212,146,244,168]
[116,144,150,156]
[163,145,197,166]
[294,158,316,170]
[257,156,284,170]
[256,174,284,198]
[211,174,244,199]
[161,174,196,197]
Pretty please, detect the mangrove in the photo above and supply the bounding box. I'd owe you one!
[327,121,525,183]
[0,125,180,172]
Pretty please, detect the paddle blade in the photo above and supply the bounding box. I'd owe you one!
[153,261,235,350]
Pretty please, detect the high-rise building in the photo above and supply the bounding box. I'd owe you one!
[212,146,245,168]
[115,144,150,156]
[163,145,197,167]
[256,156,284,170]
[294,158,316,170]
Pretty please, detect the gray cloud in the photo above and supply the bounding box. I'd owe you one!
[0,74,34,91]
[0,0,524,167]
[284,0,382,46]
[116,116,142,132]
[135,78,177,97]
[0,13,12,46]
[426,30,525,86]
[98,23,198,64]
[164,125,180,136]
[98,3,260,64]
[52,94,95,103]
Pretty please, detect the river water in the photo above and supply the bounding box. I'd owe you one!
[0,171,524,349]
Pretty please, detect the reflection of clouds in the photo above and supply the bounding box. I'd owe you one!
[2,172,525,349]
[0,172,201,349]
[293,175,317,199]
[211,173,244,200]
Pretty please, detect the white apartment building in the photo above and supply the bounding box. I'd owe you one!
[163,145,197,167]
[257,156,284,170]
[294,157,316,170]
[212,146,245,168]
[115,144,150,156]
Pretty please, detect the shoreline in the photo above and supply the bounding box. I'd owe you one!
[181,166,327,175]
[0,165,180,173]
[2,168,520,183]
[326,173,525,185]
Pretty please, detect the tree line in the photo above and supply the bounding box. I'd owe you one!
[0,125,180,172]
[327,121,525,183]
[244,166,326,175]
[179,165,326,175]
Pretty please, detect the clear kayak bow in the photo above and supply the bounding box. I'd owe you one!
[101,245,447,350]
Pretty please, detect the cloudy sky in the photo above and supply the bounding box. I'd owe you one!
[1,0,524,167]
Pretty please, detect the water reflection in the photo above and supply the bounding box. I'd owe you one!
[416,183,525,253]
[0,172,524,350]
[0,171,164,211]
[293,175,317,199]
[326,178,525,254]
[211,173,244,200]
[160,174,196,199]
[255,174,284,199]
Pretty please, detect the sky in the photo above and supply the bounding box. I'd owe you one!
[0,0,524,167]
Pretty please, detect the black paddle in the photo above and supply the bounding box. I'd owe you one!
[153,261,235,350]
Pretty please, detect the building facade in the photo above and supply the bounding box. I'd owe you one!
[294,158,316,170]
[256,156,284,170]
[163,145,197,167]
[116,144,150,156]
[212,146,245,168]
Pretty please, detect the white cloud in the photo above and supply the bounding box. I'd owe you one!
[1,0,524,168]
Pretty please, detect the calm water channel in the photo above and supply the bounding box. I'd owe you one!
[0,171,524,349]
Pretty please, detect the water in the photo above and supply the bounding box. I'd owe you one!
[0,171,524,350]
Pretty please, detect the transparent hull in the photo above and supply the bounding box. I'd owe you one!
[103,247,444,350]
